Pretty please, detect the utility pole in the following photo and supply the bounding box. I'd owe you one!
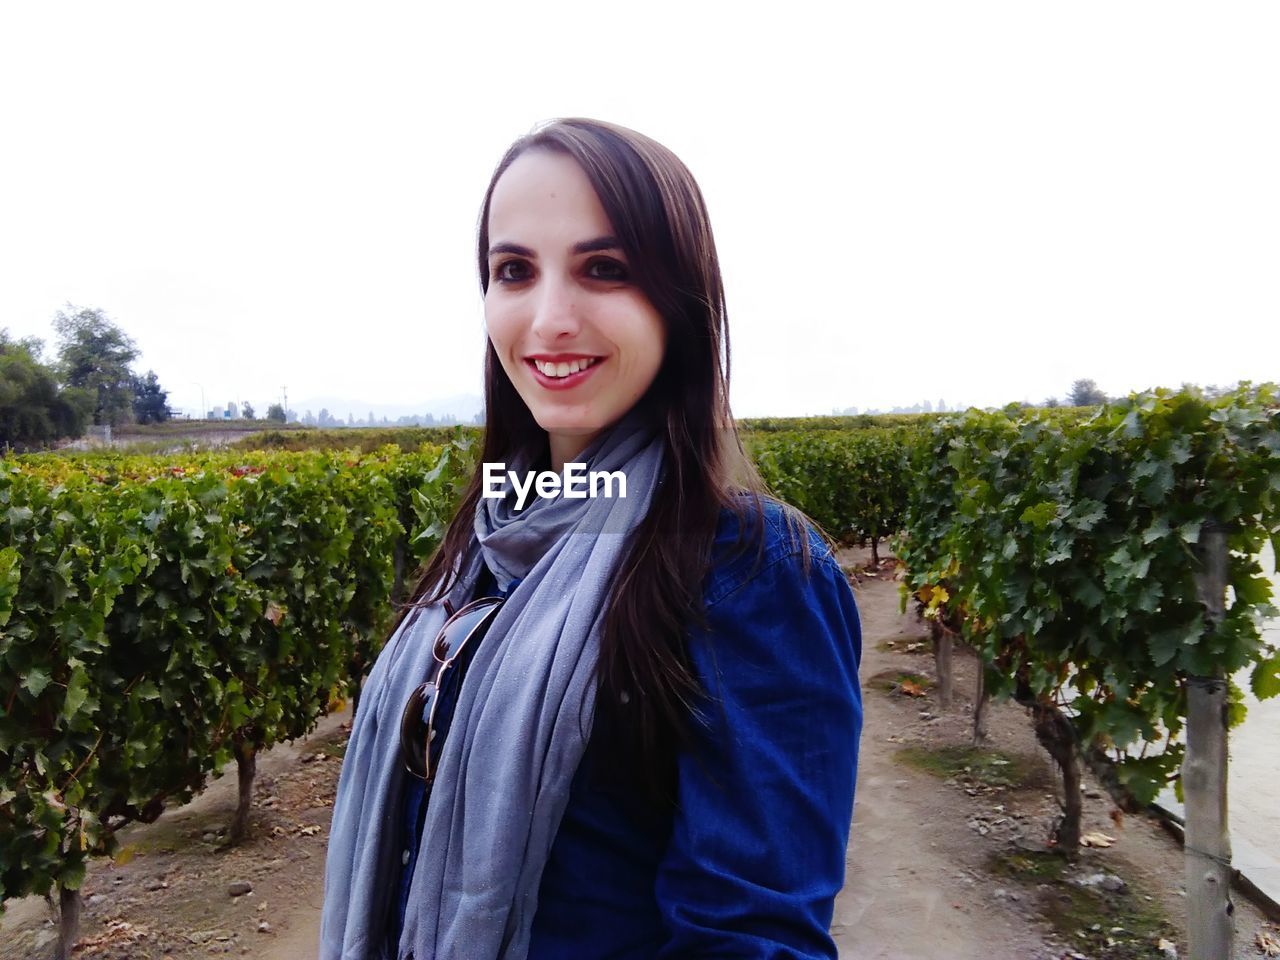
[282,386,289,423]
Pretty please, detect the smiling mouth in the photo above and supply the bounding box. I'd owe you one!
[528,357,601,378]
[525,356,603,389]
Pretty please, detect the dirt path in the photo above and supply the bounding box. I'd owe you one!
[834,551,1274,959]
[3,553,1277,959]
[831,561,1054,959]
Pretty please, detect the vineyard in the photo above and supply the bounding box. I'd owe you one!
[0,440,476,956]
[2,386,1279,958]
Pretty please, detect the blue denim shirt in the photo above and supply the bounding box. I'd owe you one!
[390,499,863,958]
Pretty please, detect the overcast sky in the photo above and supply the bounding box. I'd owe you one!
[1,2,1277,419]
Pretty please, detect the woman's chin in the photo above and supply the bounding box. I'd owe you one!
[532,414,603,437]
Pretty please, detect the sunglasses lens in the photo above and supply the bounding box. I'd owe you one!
[400,682,433,779]
[434,598,501,664]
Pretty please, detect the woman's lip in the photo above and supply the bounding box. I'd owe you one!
[526,357,604,391]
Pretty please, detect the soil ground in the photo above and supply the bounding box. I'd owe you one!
[1,548,1276,959]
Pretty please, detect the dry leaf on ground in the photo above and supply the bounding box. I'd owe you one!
[1080,832,1116,848]
[1257,926,1280,957]
[76,919,150,952]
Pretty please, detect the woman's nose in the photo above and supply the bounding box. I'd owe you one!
[529,274,582,340]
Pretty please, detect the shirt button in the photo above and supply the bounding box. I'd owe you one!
[402,848,411,865]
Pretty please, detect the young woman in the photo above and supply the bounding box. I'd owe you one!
[320,118,863,960]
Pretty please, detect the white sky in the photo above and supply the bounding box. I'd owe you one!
[1,2,1277,419]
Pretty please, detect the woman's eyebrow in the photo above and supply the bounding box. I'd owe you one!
[572,236,621,255]
[488,236,622,259]
[488,241,534,258]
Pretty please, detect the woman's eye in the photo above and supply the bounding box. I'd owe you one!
[586,258,628,282]
[494,260,531,283]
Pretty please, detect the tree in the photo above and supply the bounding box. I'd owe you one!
[1043,396,1061,408]
[54,305,139,427]
[241,401,255,419]
[1067,379,1107,407]
[265,403,286,423]
[1,330,91,447]
[131,370,172,424]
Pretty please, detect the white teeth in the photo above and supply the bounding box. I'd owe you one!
[534,358,597,378]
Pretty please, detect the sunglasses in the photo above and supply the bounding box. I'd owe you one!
[399,595,504,782]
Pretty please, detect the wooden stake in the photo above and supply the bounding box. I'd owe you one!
[1184,521,1234,960]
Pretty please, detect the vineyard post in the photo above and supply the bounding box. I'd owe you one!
[930,620,953,710]
[1184,520,1233,960]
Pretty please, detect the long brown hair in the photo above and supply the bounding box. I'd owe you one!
[406,118,822,802]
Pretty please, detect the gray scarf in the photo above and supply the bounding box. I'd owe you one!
[320,407,665,960]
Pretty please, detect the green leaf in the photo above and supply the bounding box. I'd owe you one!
[1142,518,1171,545]
[59,859,87,892]
[1233,573,1274,607]
[1071,500,1106,531]
[0,546,21,628]
[1252,652,1280,700]
[1071,579,1105,609]
[61,665,90,722]
[6,505,33,525]
[1150,623,1197,668]
[22,667,53,698]
[1019,502,1058,530]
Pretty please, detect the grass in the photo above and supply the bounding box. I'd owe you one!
[894,744,1045,789]
[876,635,931,654]
[990,850,1176,959]
[317,737,348,760]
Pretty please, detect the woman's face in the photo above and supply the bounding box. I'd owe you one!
[484,149,666,468]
